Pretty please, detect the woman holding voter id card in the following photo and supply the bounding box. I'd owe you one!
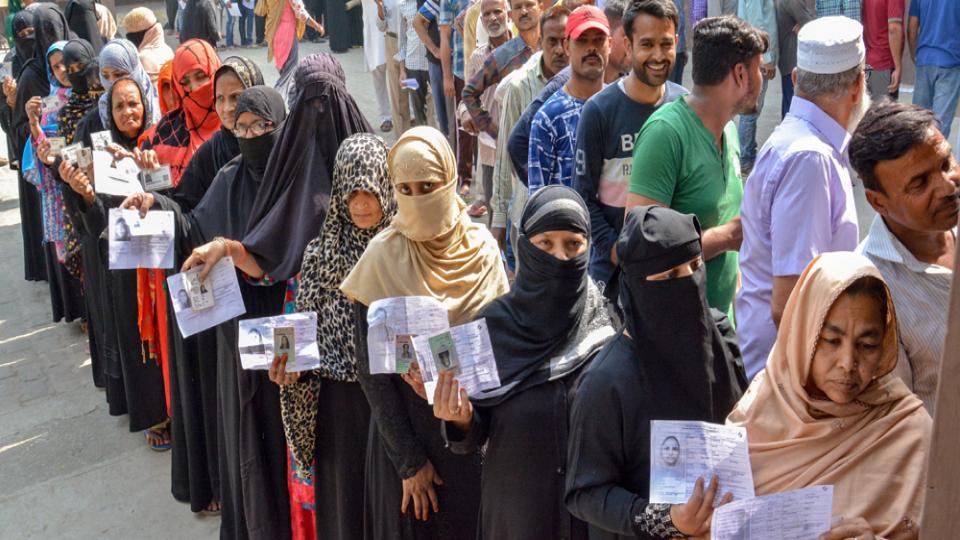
[24,39,87,325]
[566,206,747,539]
[432,185,615,540]
[727,252,931,540]
[340,126,509,540]
[270,132,397,540]
[59,61,169,448]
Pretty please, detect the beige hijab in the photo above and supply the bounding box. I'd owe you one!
[727,252,930,539]
[341,126,509,324]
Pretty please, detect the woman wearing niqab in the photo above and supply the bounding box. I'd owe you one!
[565,205,747,540]
[727,252,931,540]
[435,185,614,540]
[164,56,264,517]
[13,3,69,282]
[136,39,221,417]
[340,126,509,540]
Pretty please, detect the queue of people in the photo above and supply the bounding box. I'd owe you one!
[2,0,958,539]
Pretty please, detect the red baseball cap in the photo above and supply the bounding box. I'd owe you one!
[565,5,610,39]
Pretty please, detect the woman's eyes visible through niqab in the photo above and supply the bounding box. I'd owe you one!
[306,96,327,113]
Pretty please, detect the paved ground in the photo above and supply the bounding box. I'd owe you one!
[0,7,957,538]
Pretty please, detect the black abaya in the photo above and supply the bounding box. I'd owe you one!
[323,0,362,53]
[13,62,49,282]
[64,0,105,52]
[66,111,167,431]
[180,0,220,47]
[354,303,482,540]
[166,129,240,513]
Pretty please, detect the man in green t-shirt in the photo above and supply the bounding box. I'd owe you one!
[625,15,768,316]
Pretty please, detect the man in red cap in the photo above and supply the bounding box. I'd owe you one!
[528,4,611,193]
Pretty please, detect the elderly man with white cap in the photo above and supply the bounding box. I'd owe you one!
[735,15,871,379]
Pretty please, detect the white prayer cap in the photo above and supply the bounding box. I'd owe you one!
[796,16,865,74]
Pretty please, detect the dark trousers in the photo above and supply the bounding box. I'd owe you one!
[165,0,178,29]
[239,4,254,45]
[408,68,431,126]
[256,13,266,44]
[305,0,325,40]
[780,73,794,119]
[453,76,474,186]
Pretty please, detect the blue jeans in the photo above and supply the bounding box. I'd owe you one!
[737,77,769,167]
[427,61,449,138]
[225,8,236,47]
[780,73,794,119]
[240,4,254,45]
[914,65,960,140]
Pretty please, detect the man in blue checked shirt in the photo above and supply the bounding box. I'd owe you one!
[528,5,610,195]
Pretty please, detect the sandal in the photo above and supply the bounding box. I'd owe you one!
[144,427,171,452]
[200,500,222,516]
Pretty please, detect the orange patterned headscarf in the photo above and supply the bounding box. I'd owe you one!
[156,59,179,115]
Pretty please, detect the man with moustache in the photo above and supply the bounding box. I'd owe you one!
[851,101,960,412]
[461,0,543,143]
[573,0,687,287]
[507,0,632,189]
[459,0,512,218]
[489,6,569,256]
[625,15,767,318]
[736,16,870,379]
[528,5,610,193]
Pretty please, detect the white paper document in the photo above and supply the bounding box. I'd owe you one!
[366,296,450,374]
[93,150,142,196]
[107,208,174,269]
[711,486,834,540]
[238,312,320,372]
[649,420,755,505]
[412,319,501,404]
[167,257,247,338]
[227,2,241,16]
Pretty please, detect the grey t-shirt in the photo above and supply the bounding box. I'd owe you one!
[776,0,815,75]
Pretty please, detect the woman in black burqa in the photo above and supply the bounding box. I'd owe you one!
[565,205,748,540]
[433,185,615,539]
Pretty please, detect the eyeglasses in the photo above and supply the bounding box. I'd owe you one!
[232,120,274,138]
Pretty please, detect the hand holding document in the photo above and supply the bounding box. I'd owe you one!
[711,486,834,540]
[412,319,501,404]
[167,257,246,338]
[93,150,143,197]
[107,208,174,269]
[649,420,755,505]
[238,312,320,372]
[366,296,450,374]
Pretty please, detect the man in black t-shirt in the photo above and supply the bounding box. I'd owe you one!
[572,0,687,287]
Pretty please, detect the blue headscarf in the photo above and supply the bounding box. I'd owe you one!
[40,41,70,132]
[97,38,159,128]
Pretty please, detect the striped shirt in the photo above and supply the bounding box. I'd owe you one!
[858,215,953,412]
[490,51,550,228]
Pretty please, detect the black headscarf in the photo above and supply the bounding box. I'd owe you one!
[190,86,288,244]
[58,38,102,143]
[11,10,36,72]
[616,205,746,422]
[64,0,104,52]
[473,186,614,407]
[241,53,371,282]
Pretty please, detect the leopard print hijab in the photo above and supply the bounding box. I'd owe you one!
[282,133,397,474]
